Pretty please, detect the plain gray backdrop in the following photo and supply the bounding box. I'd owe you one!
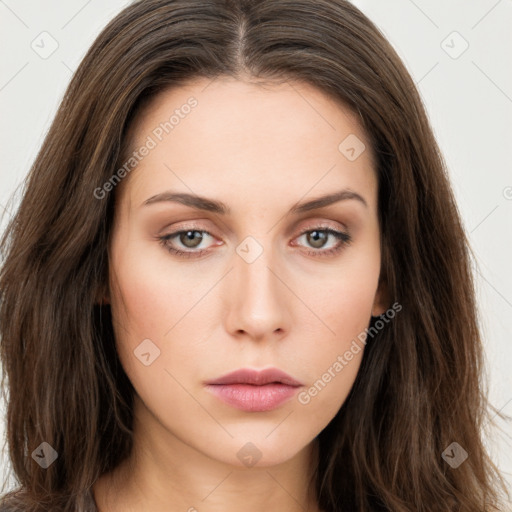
[1,0,511,496]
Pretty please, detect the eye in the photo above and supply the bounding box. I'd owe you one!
[157,226,352,259]
[158,229,216,258]
[294,227,352,257]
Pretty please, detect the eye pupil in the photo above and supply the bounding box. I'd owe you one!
[180,230,203,248]
[307,230,327,248]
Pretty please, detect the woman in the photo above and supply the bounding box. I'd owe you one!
[0,0,509,510]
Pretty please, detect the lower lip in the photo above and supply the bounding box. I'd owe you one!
[205,383,300,412]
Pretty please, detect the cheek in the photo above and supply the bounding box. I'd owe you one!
[108,239,214,396]
[293,295,369,430]
[296,349,363,432]
[294,246,380,419]
[313,240,381,340]
[109,236,203,338]
[109,257,168,340]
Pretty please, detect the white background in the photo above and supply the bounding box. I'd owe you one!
[1,0,511,497]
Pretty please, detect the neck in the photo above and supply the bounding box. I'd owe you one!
[93,394,323,512]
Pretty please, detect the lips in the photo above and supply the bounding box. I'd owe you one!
[205,367,303,387]
[204,367,303,412]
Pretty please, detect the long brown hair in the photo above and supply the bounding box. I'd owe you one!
[1,1,510,510]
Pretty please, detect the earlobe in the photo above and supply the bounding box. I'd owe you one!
[95,295,110,306]
[371,278,390,317]
[95,282,110,305]
[371,304,386,318]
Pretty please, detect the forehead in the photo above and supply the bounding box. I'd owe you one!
[118,77,377,215]
[132,76,370,152]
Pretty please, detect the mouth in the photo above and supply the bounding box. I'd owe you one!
[204,367,303,412]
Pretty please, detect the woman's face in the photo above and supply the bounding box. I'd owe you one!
[107,76,386,468]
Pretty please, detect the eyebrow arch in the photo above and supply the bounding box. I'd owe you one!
[142,189,367,214]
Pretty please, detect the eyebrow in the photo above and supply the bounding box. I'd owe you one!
[142,189,367,214]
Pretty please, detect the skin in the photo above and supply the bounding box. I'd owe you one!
[93,76,388,512]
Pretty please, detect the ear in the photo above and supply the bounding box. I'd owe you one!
[371,274,390,317]
[95,281,110,306]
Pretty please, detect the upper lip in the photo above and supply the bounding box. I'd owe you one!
[206,367,303,387]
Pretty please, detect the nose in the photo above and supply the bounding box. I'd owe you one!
[223,237,291,342]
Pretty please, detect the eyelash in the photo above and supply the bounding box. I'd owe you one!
[157,225,352,259]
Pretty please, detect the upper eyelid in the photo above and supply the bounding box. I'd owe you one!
[163,223,347,238]
[163,217,347,233]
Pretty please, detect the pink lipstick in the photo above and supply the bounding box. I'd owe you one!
[205,368,303,412]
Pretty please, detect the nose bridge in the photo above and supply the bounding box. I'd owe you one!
[225,232,289,338]
[236,233,280,303]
